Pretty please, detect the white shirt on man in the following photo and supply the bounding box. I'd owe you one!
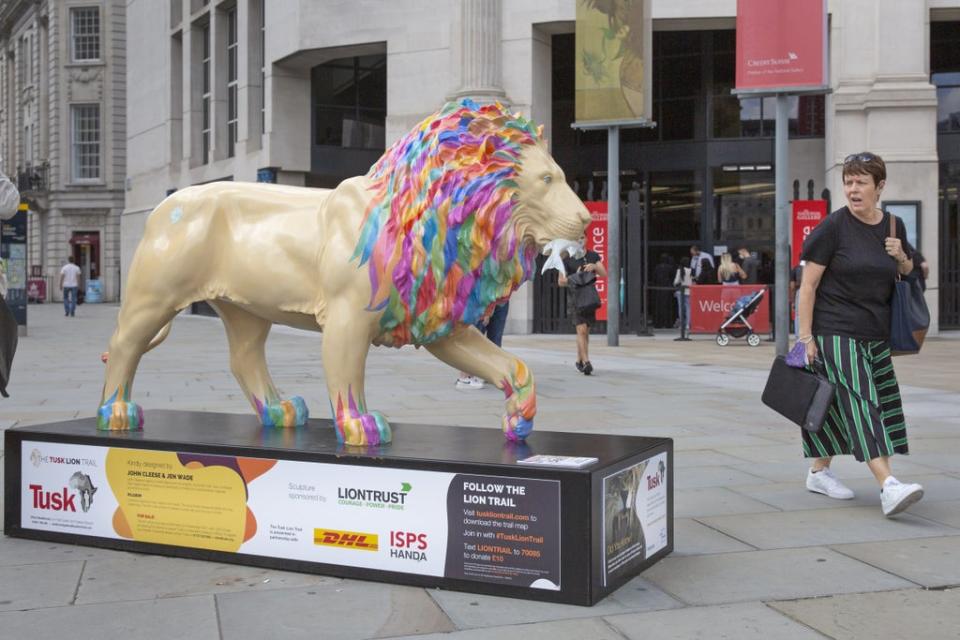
[691,251,715,277]
[61,263,82,288]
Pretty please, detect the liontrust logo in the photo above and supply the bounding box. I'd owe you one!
[337,482,412,510]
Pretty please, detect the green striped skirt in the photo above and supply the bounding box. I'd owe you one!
[802,335,909,462]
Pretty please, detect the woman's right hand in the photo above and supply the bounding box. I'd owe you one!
[804,338,819,364]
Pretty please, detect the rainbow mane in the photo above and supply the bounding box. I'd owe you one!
[352,100,542,346]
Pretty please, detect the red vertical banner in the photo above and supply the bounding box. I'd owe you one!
[791,200,828,266]
[735,0,828,92]
[584,202,608,321]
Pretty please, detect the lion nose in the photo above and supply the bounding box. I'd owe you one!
[578,207,592,227]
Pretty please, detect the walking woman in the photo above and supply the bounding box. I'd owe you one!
[559,246,607,375]
[797,152,923,517]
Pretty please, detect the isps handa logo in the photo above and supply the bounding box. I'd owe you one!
[389,530,428,562]
[313,528,379,551]
[28,472,98,513]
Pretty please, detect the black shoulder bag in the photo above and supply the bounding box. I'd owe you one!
[567,270,601,313]
[888,214,929,355]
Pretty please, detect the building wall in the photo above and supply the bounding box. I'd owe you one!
[124,0,958,334]
[0,0,126,303]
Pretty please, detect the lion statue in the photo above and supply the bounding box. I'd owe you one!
[99,100,590,446]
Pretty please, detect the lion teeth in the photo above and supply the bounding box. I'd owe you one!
[540,239,585,275]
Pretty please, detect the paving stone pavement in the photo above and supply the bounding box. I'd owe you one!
[0,303,958,639]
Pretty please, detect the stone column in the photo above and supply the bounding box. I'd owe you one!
[448,0,506,103]
[826,0,939,331]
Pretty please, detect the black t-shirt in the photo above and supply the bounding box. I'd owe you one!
[801,207,914,340]
[564,250,601,276]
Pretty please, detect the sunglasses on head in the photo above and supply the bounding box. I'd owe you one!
[843,153,879,164]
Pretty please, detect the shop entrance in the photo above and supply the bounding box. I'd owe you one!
[940,168,960,329]
[70,231,100,300]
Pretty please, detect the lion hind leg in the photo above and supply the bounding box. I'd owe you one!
[425,326,536,441]
[210,301,309,428]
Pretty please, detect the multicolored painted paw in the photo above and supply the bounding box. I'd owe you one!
[97,394,144,431]
[502,413,533,442]
[256,396,309,427]
[336,410,392,447]
[500,360,536,442]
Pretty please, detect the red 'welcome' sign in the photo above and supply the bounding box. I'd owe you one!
[584,202,608,321]
[736,0,827,91]
[689,285,770,334]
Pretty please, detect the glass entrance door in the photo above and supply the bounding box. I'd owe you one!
[940,165,960,328]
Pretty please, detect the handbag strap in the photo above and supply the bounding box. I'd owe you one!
[888,212,901,282]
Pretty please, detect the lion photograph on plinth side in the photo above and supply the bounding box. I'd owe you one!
[99,100,591,446]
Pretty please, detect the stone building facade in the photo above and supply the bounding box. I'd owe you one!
[125,0,960,334]
[0,0,125,302]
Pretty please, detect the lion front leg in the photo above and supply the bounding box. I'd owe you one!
[320,311,391,446]
[426,326,537,441]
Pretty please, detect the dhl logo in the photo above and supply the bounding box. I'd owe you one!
[313,528,379,551]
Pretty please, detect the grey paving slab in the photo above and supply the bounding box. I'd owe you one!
[0,595,219,640]
[427,575,682,629]
[76,554,340,604]
[910,499,960,528]
[731,473,960,512]
[831,536,960,588]
[672,518,755,556]
[217,581,454,640]
[390,617,626,640]
[0,536,137,566]
[640,547,914,606]
[605,602,827,640]
[698,505,960,550]
[672,449,750,468]
[675,487,780,518]
[672,465,771,490]
[0,560,84,611]
[769,588,960,640]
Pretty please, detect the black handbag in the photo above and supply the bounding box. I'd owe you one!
[888,215,929,356]
[567,270,601,312]
[761,356,836,433]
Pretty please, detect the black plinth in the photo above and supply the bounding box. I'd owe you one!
[4,411,672,605]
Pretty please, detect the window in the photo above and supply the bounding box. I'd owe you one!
[71,7,101,62]
[260,0,266,134]
[72,104,101,180]
[201,23,211,163]
[226,6,238,157]
[312,54,386,149]
[18,35,28,86]
[932,22,960,133]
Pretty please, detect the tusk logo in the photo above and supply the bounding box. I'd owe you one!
[30,449,42,467]
[69,471,98,512]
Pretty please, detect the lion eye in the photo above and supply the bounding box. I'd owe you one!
[542,175,553,185]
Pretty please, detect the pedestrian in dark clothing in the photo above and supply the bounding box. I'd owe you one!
[652,254,676,328]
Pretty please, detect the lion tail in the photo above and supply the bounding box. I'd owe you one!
[101,320,173,364]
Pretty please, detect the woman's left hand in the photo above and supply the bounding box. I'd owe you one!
[884,236,907,263]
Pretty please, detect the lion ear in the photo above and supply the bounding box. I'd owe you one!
[537,124,544,138]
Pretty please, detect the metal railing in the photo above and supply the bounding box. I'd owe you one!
[14,162,49,193]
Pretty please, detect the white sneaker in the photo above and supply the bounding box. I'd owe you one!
[455,376,485,390]
[806,467,855,500]
[881,477,924,517]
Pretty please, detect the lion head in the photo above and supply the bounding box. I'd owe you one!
[353,100,590,346]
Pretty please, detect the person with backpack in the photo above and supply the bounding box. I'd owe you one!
[559,247,606,375]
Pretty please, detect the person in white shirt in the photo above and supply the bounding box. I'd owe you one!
[60,256,83,317]
[689,244,714,279]
[1,159,20,397]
